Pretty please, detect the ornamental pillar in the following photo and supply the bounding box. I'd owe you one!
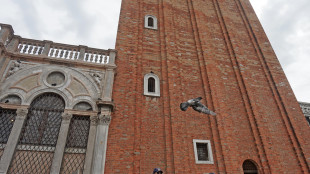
[91,104,112,174]
[0,108,28,174]
[50,112,72,174]
[83,115,98,174]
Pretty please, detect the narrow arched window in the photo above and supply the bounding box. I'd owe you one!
[144,73,160,97]
[148,77,155,92]
[148,17,154,27]
[243,160,258,174]
[145,15,158,30]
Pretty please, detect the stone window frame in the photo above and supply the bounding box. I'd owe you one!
[193,139,214,164]
[144,73,160,97]
[144,15,158,30]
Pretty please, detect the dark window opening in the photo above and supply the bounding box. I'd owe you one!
[148,77,155,92]
[148,17,154,27]
[19,93,65,146]
[243,160,258,174]
[196,143,209,161]
[66,116,90,148]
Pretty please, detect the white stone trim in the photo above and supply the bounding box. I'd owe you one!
[193,139,214,164]
[144,73,160,97]
[144,15,158,30]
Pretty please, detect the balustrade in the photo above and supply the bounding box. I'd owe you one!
[48,45,80,60]
[0,23,115,65]
[17,40,44,55]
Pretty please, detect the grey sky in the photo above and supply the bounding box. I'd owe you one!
[0,0,309,102]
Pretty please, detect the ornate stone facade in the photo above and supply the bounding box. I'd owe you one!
[0,23,116,174]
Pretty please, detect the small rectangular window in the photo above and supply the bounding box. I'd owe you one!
[193,139,214,164]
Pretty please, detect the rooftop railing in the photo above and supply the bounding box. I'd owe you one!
[0,23,116,65]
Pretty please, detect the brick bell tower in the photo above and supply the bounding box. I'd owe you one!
[108,0,310,173]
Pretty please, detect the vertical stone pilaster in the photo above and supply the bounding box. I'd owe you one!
[6,35,21,52]
[91,106,112,174]
[50,112,72,174]
[42,40,53,56]
[102,69,115,101]
[78,45,87,61]
[0,108,28,174]
[0,24,14,44]
[108,49,116,65]
[83,115,98,174]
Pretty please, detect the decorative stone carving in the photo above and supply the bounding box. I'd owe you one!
[99,114,111,125]
[7,60,24,77]
[61,112,73,123]
[16,108,28,120]
[90,115,98,126]
[89,72,102,87]
[300,103,310,116]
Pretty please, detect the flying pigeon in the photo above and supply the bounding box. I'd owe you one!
[180,97,216,115]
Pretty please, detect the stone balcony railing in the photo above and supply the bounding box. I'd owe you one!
[0,23,116,65]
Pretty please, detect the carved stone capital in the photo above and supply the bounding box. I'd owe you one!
[90,115,98,126]
[16,108,28,120]
[61,112,73,123]
[98,114,111,125]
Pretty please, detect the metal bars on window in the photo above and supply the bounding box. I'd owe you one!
[243,160,258,174]
[196,143,209,161]
[0,109,17,159]
[60,116,90,174]
[8,93,65,174]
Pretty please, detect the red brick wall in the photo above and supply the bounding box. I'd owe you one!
[108,0,310,173]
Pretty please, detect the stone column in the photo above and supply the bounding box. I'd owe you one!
[83,115,98,174]
[0,108,28,174]
[91,106,112,174]
[50,112,72,174]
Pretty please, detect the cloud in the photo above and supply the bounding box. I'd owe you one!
[250,0,310,102]
[1,0,309,102]
[0,0,121,49]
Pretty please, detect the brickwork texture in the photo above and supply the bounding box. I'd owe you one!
[108,0,310,173]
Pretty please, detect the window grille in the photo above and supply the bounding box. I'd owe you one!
[193,139,214,164]
[61,116,90,174]
[148,77,156,92]
[196,143,209,161]
[243,160,258,174]
[0,109,17,160]
[8,93,65,174]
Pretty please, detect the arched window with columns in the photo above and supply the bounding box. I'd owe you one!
[8,93,65,173]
